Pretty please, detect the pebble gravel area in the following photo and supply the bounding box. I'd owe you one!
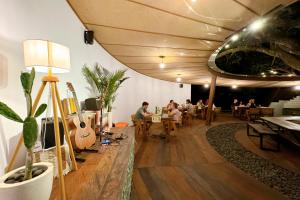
[206,123,300,200]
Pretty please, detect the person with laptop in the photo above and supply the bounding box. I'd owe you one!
[135,101,153,135]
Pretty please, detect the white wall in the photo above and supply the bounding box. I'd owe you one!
[0,0,191,175]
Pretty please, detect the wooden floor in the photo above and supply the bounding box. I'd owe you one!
[131,114,300,200]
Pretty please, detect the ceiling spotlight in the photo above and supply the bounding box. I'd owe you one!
[204,83,209,88]
[294,85,300,90]
[231,34,239,42]
[159,56,165,69]
[232,85,237,89]
[261,72,265,75]
[225,44,230,49]
[191,0,197,2]
[288,74,294,77]
[262,74,266,77]
[176,74,182,82]
[242,28,247,32]
[249,18,266,32]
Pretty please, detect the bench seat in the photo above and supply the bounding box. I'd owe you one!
[247,123,280,151]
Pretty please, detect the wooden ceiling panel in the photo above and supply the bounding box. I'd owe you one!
[88,25,221,50]
[69,0,232,41]
[101,44,214,57]
[129,0,257,29]
[129,63,208,70]
[68,0,297,87]
[116,56,208,64]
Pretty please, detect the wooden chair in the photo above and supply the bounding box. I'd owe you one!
[261,108,274,117]
[247,108,261,121]
[131,114,143,135]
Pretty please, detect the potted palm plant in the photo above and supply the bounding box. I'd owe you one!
[82,64,128,132]
[0,68,53,200]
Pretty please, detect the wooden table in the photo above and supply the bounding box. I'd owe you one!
[261,116,300,132]
[260,116,300,147]
[143,116,173,137]
[50,127,135,200]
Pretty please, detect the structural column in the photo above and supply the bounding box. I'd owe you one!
[206,75,217,125]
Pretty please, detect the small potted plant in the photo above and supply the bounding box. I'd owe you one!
[82,64,128,131]
[0,68,54,200]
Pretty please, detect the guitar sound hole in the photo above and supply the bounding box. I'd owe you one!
[80,122,86,128]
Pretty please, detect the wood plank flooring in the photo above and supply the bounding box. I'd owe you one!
[131,114,299,200]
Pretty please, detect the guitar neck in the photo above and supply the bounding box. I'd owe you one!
[71,91,84,122]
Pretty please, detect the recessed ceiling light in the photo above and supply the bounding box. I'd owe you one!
[191,0,197,2]
[225,44,230,49]
[231,34,239,41]
[294,85,300,90]
[176,77,182,82]
[204,83,209,88]
[232,85,238,89]
[249,18,266,32]
[288,74,294,77]
[242,28,247,32]
[261,72,265,75]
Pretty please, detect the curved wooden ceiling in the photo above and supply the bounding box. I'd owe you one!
[67,0,299,87]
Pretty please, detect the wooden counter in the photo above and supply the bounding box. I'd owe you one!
[50,127,135,200]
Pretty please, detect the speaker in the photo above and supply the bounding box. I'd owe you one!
[41,117,64,149]
[84,30,94,45]
[179,83,183,88]
[85,98,100,110]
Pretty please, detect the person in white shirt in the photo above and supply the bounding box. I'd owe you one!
[169,103,181,122]
[185,99,194,113]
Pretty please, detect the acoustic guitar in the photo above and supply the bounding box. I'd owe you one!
[66,82,96,150]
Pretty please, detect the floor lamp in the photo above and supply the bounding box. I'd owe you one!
[6,40,78,200]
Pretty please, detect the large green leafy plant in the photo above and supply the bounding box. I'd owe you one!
[0,68,47,180]
[82,64,128,131]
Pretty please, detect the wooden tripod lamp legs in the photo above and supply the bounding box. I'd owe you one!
[50,82,67,200]
[54,83,78,171]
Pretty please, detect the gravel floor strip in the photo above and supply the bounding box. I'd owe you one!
[206,123,300,200]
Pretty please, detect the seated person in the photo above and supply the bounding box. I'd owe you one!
[168,103,181,123]
[166,100,174,111]
[135,101,152,120]
[247,99,256,108]
[197,99,205,110]
[185,99,194,113]
[135,101,153,135]
[231,99,239,116]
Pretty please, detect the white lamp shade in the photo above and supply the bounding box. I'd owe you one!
[23,40,70,73]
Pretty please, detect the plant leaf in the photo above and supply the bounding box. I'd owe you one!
[34,104,47,117]
[23,117,38,149]
[20,68,35,94]
[0,102,23,123]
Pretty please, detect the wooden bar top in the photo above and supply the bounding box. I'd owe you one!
[50,126,135,200]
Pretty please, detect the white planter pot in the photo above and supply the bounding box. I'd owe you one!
[0,162,53,200]
[107,111,113,128]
